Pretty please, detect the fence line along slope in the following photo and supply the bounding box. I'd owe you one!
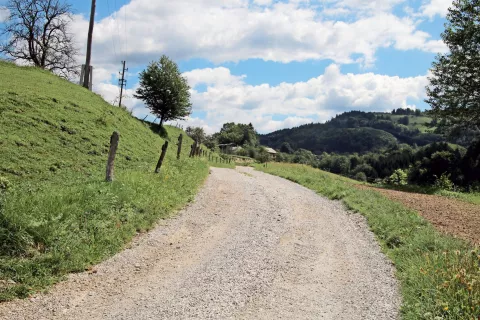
[0,61,210,301]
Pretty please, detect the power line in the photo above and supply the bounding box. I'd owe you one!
[113,0,125,59]
[106,0,118,62]
[124,0,128,60]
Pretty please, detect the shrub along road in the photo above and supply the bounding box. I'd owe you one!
[0,167,399,319]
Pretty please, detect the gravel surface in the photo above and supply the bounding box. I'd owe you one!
[0,167,400,320]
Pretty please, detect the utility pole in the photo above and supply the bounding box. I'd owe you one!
[118,61,128,108]
[83,0,96,89]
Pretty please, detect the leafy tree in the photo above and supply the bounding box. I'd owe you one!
[330,155,350,175]
[186,126,206,143]
[203,135,217,151]
[354,172,367,182]
[280,142,294,154]
[398,116,410,126]
[425,0,480,126]
[215,123,258,146]
[135,56,192,127]
[0,0,78,77]
[352,163,378,179]
[292,149,318,166]
[389,169,408,186]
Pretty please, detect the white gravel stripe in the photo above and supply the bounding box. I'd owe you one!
[0,167,400,320]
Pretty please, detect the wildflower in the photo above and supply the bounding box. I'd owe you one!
[443,306,449,311]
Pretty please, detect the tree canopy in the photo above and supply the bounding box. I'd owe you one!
[186,126,206,143]
[426,0,480,126]
[135,55,192,126]
[0,0,78,78]
[214,123,258,146]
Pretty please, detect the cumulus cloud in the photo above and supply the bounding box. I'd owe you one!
[96,64,428,134]
[71,0,446,71]
[421,0,453,18]
[77,0,438,134]
[152,65,429,133]
[325,0,406,15]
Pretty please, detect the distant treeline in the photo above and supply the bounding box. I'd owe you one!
[274,141,480,189]
[260,111,444,154]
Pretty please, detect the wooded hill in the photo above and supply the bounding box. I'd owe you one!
[260,110,444,154]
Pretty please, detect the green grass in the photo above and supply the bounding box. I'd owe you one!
[255,163,479,319]
[390,115,433,133]
[0,61,220,300]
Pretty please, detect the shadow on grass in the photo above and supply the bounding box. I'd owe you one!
[138,119,170,140]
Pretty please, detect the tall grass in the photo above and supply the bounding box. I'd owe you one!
[255,163,479,319]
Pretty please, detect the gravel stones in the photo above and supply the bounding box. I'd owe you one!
[0,167,400,319]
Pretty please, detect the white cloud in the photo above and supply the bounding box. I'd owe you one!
[421,0,453,18]
[149,65,428,133]
[70,0,446,71]
[183,67,246,88]
[78,1,438,134]
[327,0,406,15]
[253,0,273,6]
[0,7,9,23]
[95,64,428,134]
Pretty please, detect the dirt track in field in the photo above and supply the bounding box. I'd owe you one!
[357,185,480,245]
[0,167,399,320]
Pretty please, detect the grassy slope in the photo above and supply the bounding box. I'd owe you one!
[0,62,216,300]
[255,163,479,320]
[390,115,433,133]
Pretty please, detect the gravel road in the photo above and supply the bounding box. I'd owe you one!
[0,167,400,320]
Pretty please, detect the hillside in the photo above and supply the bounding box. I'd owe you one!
[260,111,445,154]
[0,61,213,300]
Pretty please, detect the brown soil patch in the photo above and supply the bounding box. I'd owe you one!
[356,185,480,245]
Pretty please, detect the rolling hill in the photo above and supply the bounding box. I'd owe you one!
[0,61,214,300]
[260,111,445,154]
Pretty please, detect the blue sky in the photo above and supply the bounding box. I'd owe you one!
[1,0,453,133]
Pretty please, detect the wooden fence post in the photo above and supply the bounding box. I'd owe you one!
[155,141,169,173]
[177,134,183,160]
[106,131,120,182]
[190,142,196,158]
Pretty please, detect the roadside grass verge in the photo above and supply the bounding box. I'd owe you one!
[208,160,235,169]
[0,159,208,300]
[255,163,479,319]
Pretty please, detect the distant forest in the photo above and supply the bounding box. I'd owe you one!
[257,110,480,189]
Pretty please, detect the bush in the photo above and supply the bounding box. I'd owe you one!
[354,172,367,182]
[389,169,408,186]
[352,163,378,179]
[435,173,454,191]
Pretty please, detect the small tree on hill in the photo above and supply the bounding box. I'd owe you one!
[0,0,78,78]
[186,126,206,144]
[135,55,192,127]
[426,0,480,126]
